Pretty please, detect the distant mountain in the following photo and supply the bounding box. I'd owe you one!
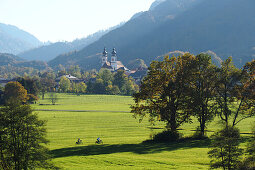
[0,23,42,54]
[0,53,47,70]
[19,23,125,62]
[149,0,166,10]
[49,0,255,70]
[49,0,198,69]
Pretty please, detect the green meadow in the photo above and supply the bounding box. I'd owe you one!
[33,94,254,170]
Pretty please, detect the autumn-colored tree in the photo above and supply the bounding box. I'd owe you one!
[4,81,28,104]
[0,103,57,169]
[131,54,195,134]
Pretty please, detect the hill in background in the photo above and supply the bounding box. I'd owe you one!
[49,0,255,70]
[0,53,48,71]
[0,23,42,54]
[18,23,124,62]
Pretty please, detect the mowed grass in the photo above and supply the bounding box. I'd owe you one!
[32,94,254,170]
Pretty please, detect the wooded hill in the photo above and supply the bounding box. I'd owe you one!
[49,0,255,70]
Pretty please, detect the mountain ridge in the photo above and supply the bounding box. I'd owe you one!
[0,23,42,54]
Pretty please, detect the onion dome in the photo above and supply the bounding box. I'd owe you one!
[112,48,117,56]
[103,47,107,56]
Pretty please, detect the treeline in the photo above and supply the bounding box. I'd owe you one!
[0,66,139,105]
[132,53,255,169]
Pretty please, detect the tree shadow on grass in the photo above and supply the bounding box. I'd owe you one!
[50,138,211,158]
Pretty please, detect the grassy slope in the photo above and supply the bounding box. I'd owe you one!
[33,94,254,169]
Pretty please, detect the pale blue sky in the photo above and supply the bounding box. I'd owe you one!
[0,0,155,42]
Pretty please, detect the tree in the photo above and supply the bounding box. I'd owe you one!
[39,72,56,99]
[76,82,87,94]
[98,68,113,85]
[239,123,255,170]
[48,92,58,105]
[0,103,56,169]
[67,65,81,78]
[4,81,28,104]
[208,126,243,170]
[215,58,255,127]
[131,54,195,134]
[113,70,128,90]
[59,76,71,93]
[17,77,40,97]
[189,54,218,137]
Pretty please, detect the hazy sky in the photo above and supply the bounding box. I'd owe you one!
[0,0,155,42]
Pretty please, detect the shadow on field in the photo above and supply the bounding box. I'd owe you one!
[50,138,211,158]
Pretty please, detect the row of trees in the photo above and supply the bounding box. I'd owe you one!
[87,69,139,95]
[131,53,254,169]
[58,69,139,95]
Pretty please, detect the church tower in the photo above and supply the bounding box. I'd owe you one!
[111,48,117,70]
[101,47,108,66]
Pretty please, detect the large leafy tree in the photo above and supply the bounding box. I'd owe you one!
[4,81,28,104]
[189,54,218,136]
[131,54,195,133]
[17,77,40,97]
[0,103,56,169]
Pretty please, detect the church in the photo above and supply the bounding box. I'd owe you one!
[101,48,129,72]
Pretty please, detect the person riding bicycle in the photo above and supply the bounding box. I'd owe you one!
[76,138,82,144]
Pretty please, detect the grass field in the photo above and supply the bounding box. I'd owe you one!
[32,93,254,169]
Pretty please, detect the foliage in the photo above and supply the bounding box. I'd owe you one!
[17,76,40,96]
[208,126,243,170]
[239,124,255,170]
[215,58,255,127]
[4,81,28,104]
[152,130,182,142]
[59,76,71,92]
[0,103,56,169]
[87,69,138,95]
[67,65,81,78]
[76,82,87,94]
[189,54,218,136]
[131,54,195,132]
[27,93,39,104]
[39,72,56,99]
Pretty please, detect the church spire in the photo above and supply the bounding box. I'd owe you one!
[112,48,117,56]
[101,47,108,66]
[111,48,117,70]
[103,47,108,56]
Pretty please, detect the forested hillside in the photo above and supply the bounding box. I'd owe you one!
[49,0,255,69]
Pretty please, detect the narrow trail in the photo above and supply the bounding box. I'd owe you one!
[35,109,130,113]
